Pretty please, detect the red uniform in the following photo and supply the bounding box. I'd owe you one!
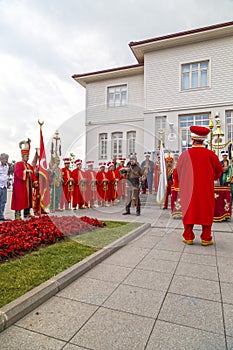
[60,167,73,209]
[85,169,97,206]
[115,165,126,200]
[96,169,109,205]
[153,160,160,193]
[72,168,88,209]
[174,146,223,242]
[106,168,118,203]
[11,161,38,211]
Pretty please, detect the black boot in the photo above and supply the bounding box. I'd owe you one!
[123,211,130,215]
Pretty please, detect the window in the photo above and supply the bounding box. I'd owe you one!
[111,132,123,158]
[107,85,127,107]
[127,131,136,156]
[226,110,233,141]
[179,113,210,151]
[181,61,209,90]
[99,133,108,159]
[155,116,166,147]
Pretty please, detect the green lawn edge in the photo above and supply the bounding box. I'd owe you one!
[0,221,141,308]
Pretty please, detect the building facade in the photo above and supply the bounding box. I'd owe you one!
[73,21,233,164]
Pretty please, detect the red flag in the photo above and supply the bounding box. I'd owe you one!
[39,127,50,209]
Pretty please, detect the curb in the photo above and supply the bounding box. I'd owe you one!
[0,222,150,332]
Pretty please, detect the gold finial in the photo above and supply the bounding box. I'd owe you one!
[38,119,44,126]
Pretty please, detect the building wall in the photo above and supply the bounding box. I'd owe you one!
[144,35,233,153]
[86,73,144,124]
[85,73,145,163]
[85,121,145,165]
[145,36,233,112]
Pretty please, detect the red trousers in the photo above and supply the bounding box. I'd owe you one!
[183,224,212,241]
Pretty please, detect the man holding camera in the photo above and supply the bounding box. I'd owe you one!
[122,154,145,216]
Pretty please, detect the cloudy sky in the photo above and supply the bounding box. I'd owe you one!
[1,0,233,162]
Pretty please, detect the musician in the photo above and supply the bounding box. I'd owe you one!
[72,159,88,209]
[219,150,232,186]
[96,162,109,206]
[60,158,73,210]
[106,161,118,205]
[115,158,126,201]
[163,154,174,209]
[141,151,154,194]
[85,160,97,208]
[122,154,145,216]
[48,157,63,212]
[11,139,38,220]
[153,153,160,194]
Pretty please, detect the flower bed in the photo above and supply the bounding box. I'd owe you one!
[0,215,105,261]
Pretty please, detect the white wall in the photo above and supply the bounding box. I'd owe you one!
[145,36,233,112]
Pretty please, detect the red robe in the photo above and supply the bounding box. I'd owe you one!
[11,161,38,211]
[174,147,223,225]
[72,168,87,207]
[85,169,97,205]
[115,165,126,199]
[106,169,117,202]
[60,167,73,208]
[96,170,109,203]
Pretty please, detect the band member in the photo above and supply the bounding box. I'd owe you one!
[122,154,145,216]
[60,158,73,210]
[153,153,160,194]
[48,156,63,212]
[96,162,109,206]
[163,154,174,209]
[219,150,232,186]
[115,158,126,201]
[106,161,118,205]
[85,160,97,208]
[174,125,223,245]
[72,159,88,209]
[11,139,38,220]
[141,151,154,194]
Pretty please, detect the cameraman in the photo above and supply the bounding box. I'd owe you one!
[122,155,145,216]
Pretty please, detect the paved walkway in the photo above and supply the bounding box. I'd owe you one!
[1,192,233,349]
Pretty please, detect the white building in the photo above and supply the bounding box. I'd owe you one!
[73,21,233,164]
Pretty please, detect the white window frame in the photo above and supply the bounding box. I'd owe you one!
[107,84,127,107]
[181,60,209,90]
[155,116,166,147]
[99,133,108,159]
[226,110,233,142]
[179,113,210,151]
[127,131,136,156]
[111,132,123,158]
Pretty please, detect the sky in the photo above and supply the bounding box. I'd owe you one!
[1,0,233,162]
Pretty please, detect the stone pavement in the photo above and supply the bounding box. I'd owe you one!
[1,192,233,349]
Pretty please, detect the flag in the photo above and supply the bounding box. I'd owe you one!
[156,143,167,204]
[39,127,50,210]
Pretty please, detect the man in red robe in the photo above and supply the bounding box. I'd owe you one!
[96,163,109,206]
[11,139,38,220]
[174,126,223,246]
[106,162,118,205]
[85,160,97,208]
[60,158,73,210]
[72,159,88,209]
[115,158,126,201]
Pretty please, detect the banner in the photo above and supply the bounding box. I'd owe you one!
[156,143,167,204]
[39,127,50,209]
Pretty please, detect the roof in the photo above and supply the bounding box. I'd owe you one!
[129,21,233,63]
[72,63,144,87]
[72,20,233,87]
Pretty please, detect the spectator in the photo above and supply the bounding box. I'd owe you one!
[0,153,9,221]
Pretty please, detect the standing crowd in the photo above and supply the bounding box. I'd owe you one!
[1,125,233,247]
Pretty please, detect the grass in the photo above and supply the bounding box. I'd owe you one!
[0,221,141,308]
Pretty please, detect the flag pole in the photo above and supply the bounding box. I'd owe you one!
[38,120,44,216]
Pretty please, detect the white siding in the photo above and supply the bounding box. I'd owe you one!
[145,36,233,112]
[86,74,144,124]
